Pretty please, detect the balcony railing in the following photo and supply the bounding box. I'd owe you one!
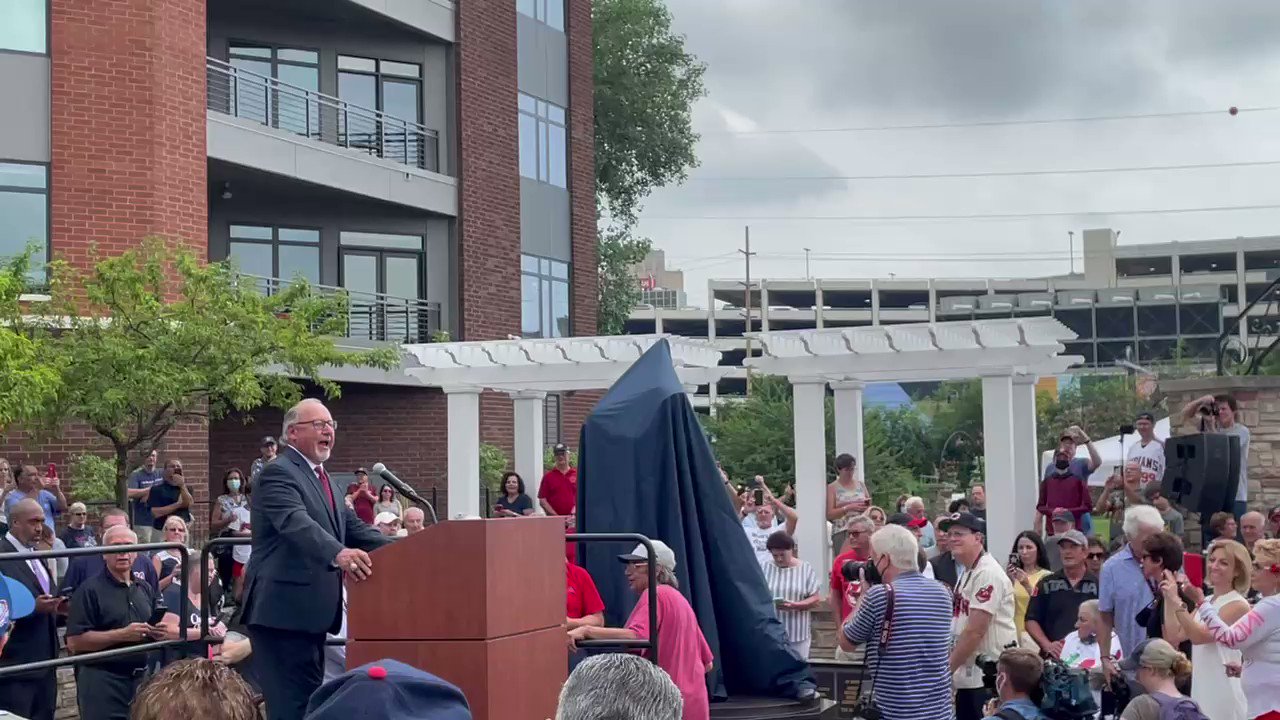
[206,58,440,172]
[236,274,442,344]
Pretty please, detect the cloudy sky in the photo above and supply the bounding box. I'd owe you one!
[635,1,1280,305]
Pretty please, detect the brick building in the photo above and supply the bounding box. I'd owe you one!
[0,0,599,528]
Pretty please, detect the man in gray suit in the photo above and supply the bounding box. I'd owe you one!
[240,398,391,720]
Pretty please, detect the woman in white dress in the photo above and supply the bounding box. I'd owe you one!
[1162,538,1251,720]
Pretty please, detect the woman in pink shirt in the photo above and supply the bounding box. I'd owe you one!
[568,540,714,720]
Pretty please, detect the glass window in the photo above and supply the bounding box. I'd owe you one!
[230,224,273,240]
[1,0,47,54]
[228,242,273,276]
[338,55,377,73]
[228,44,319,138]
[278,49,318,64]
[551,279,569,338]
[517,93,568,188]
[517,0,563,32]
[380,60,421,79]
[382,80,421,122]
[278,245,320,285]
[520,253,571,338]
[518,113,538,179]
[226,225,321,290]
[522,274,541,336]
[277,228,319,244]
[0,163,47,283]
[340,232,424,251]
[547,123,566,187]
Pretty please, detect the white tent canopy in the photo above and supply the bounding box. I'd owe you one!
[1041,416,1172,487]
[744,317,1080,571]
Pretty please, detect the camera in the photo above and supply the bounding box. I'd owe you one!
[1199,402,1219,417]
[841,559,882,586]
[979,656,1000,691]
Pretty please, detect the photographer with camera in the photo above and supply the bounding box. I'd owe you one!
[837,524,953,720]
[943,512,1019,720]
[980,648,1045,720]
[1180,393,1251,542]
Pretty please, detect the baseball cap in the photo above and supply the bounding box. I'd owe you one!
[355,467,369,476]
[617,540,677,572]
[305,659,471,720]
[1135,411,1156,422]
[553,443,569,455]
[0,572,35,636]
[938,512,984,533]
[1054,530,1088,547]
[261,436,277,447]
[1052,509,1075,524]
[374,512,400,526]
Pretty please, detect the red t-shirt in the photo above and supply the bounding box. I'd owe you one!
[829,547,868,622]
[345,483,376,524]
[566,560,605,619]
[539,467,578,515]
[565,528,577,564]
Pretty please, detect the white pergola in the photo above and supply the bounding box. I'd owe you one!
[401,334,725,518]
[744,317,1081,571]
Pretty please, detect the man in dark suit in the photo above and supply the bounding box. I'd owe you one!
[241,398,392,720]
[0,499,62,720]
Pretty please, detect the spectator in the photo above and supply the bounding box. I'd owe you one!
[837,524,952,720]
[979,647,1045,720]
[226,499,252,601]
[826,453,870,553]
[153,515,192,592]
[1043,510,1075,570]
[930,514,963,589]
[157,559,232,666]
[1026,530,1099,659]
[557,653,683,720]
[1099,506,1163,687]
[1269,505,1280,539]
[2,465,66,533]
[539,443,577,516]
[886,513,936,580]
[1162,538,1250,720]
[62,508,159,598]
[1133,531,1193,667]
[1189,538,1280,720]
[1117,639,1203,720]
[146,459,193,536]
[61,501,96,549]
[373,484,402,519]
[1037,429,1095,534]
[565,558,605,631]
[403,507,426,534]
[948,498,971,514]
[1085,536,1108,576]
[248,436,277,484]
[762,532,821,660]
[1125,412,1165,489]
[374,512,402,537]
[567,541,713,720]
[1209,511,1239,544]
[125,450,164,543]
[210,468,249,594]
[1006,531,1051,647]
[0,457,12,522]
[744,486,798,565]
[66,525,166,720]
[1059,600,1122,713]
[941,512,1018,720]
[866,505,886,530]
[0,499,60,720]
[493,471,534,518]
[305,659,471,720]
[35,524,67,589]
[344,468,377,524]
[903,497,937,557]
[1241,511,1267,555]
[969,484,987,523]
[1141,483,1184,540]
[830,514,874,634]
[1181,393,1250,522]
[1095,464,1145,544]
[130,658,259,720]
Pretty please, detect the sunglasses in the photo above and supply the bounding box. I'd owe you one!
[71,512,87,516]
[1088,552,1106,559]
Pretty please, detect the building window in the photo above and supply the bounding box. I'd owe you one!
[518,93,567,188]
[227,224,321,290]
[0,0,46,54]
[517,0,564,31]
[0,162,48,284]
[521,254,570,338]
[544,393,563,447]
[228,44,320,138]
[338,55,425,167]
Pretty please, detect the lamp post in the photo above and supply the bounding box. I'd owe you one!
[938,430,978,483]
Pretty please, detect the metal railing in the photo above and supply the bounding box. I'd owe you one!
[1218,272,1280,375]
[235,273,442,344]
[206,58,440,172]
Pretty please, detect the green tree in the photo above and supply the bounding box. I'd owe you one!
[1037,375,1158,450]
[593,0,706,334]
[0,251,60,431]
[480,443,510,493]
[15,239,399,505]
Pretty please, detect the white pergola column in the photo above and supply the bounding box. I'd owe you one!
[790,376,829,573]
[1011,376,1041,533]
[510,390,546,512]
[831,381,865,465]
[444,385,483,519]
[981,372,1018,558]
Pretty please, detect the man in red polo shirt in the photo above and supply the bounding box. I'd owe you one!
[539,444,577,516]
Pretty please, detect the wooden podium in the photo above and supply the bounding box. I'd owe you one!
[347,517,567,720]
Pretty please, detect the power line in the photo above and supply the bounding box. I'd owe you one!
[640,202,1280,223]
[703,104,1280,135]
[687,158,1280,182]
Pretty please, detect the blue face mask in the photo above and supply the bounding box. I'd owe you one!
[228,479,242,492]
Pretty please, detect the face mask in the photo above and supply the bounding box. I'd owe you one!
[1054,457,1070,471]
[228,479,242,492]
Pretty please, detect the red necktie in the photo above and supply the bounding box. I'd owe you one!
[316,466,336,513]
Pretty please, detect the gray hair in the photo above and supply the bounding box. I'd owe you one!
[847,514,875,533]
[655,565,680,590]
[1123,504,1164,537]
[870,524,919,571]
[281,398,325,442]
[904,496,925,510]
[103,525,137,545]
[556,654,683,720]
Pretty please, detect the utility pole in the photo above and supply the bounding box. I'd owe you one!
[740,226,756,395]
[803,247,811,279]
[1068,231,1075,275]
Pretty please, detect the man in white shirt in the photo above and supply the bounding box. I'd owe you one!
[1124,412,1165,490]
[743,486,797,565]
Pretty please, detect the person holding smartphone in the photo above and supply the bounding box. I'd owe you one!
[743,480,798,566]
[66,525,166,720]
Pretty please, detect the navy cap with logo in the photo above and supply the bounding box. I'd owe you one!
[305,659,471,720]
[553,443,569,455]
[938,512,985,533]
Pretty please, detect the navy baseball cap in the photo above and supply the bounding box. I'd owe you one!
[0,572,35,636]
[305,659,471,720]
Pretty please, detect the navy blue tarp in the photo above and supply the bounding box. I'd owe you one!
[577,339,814,701]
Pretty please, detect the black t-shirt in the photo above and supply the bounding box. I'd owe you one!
[160,584,223,664]
[67,572,158,672]
[494,493,533,516]
[148,481,192,529]
[60,525,96,549]
[1142,595,1194,658]
[1026,570,1099,642]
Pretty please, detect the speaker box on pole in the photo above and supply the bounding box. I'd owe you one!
[1162,433,1240,516]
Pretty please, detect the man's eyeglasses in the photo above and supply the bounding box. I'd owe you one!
[293,419,338,431]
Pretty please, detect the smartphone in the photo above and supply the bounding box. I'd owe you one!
[148,606,168,625]
[753,488,764,505]
[773,597,786,607]
[46,463,57,480]
[1008,553,1019,569]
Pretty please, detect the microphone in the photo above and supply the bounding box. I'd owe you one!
[371,463,438,525]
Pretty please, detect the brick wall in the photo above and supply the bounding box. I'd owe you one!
[566,0,598,338]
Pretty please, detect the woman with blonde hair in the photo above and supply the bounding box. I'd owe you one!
[154,515,193,591]
[1118,638,1204,719]
[1163,538,1250,720]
